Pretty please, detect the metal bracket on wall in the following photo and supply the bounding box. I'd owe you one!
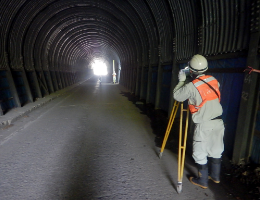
[244,66,260,74]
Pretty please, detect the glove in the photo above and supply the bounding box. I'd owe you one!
[178,69,186,82]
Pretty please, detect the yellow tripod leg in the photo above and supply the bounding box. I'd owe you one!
[159,101,180,158]
[177,102,189,194]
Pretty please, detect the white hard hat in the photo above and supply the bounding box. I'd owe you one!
[188,54,208,73]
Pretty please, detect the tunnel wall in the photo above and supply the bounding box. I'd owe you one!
[208,58,246,159]
[251,87,260,163]
[0,69,89,115]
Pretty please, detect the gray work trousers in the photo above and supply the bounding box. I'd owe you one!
[192,119,225,165]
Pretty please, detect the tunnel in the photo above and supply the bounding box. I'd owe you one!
[1,0,260,199]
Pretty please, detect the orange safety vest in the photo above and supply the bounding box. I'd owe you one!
[189,75,221,114]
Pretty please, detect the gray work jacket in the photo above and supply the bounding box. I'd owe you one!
[173,75,223,124]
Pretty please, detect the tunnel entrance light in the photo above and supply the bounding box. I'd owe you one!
[92,60,108,75]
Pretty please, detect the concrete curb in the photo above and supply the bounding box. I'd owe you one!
[0,97,55,127]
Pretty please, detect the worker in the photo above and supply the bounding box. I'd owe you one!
[112,72,117,84]
[98,76,102,84]
[173,54,225,189]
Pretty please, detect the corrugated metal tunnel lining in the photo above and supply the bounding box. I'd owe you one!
[1,1,250,73]
[1,0,260,166]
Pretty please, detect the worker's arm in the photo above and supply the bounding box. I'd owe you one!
[173,69,191,102]
[173,81,185,93]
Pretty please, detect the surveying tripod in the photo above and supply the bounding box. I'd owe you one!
[159,101,189,194]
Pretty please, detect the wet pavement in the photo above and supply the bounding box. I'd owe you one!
[0,77,253,200]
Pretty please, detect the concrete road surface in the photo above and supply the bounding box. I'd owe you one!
[0,77,235,200]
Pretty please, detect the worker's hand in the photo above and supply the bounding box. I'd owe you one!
[178,69,186,82]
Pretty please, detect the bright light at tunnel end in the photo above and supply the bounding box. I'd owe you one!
[92,60,108,75]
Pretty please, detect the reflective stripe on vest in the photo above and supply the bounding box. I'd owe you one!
[189,75,220,114]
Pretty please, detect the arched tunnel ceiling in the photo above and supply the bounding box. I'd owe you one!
[0,0,162,72]
[0,0,251,73]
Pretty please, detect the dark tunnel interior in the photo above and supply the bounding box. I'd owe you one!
[2,0,260,199]
[1,0,260,173]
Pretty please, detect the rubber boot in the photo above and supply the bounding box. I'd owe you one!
[189,164,208,189]
[208,158,221,183]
